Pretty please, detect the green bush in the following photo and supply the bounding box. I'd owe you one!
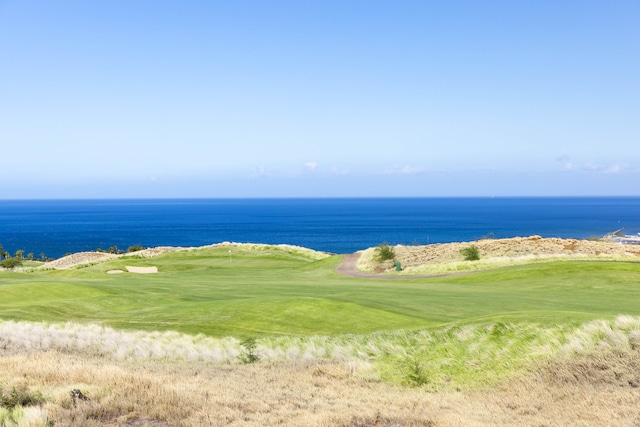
[398,354,430,387]
[128,245,145,253]
[460,245,480,261]
[374,243,396,263]
[239,337,260,364]
[0,258,22,270]
[1,385,44,410]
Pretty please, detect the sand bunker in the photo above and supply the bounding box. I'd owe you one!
[105,266,158,274]
[125,266,158,274]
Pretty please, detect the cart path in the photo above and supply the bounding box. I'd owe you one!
[335,253,471,280]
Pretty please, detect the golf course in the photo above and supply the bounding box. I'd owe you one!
[2,240,640,425]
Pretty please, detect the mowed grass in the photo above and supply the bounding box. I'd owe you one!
[1,245,640,337]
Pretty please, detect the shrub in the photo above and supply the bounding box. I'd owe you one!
[239,338,260,364]
[1,385,45,410]
[128,245,145,253]
[0,258,22,270]
[398,354,430,387]
[374,243,396,263]
[460,245,480,261]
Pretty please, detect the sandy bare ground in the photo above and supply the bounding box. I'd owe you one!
[42,252,119,269]
[352,236,640,276]
[393,235,640,267]
[40,246,197,270]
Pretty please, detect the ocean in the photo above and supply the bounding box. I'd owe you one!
[0,197,638,259]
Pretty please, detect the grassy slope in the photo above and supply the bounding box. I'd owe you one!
[1,246,639,337]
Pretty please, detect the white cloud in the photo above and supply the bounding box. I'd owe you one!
[558,155,633,174]
[384,165,426,175]
[581,161,601,171]
[304,162,319,172]
[329,166,349,176]
[605,163,631,174]
[556,154,574,170]
[580,161,632,174]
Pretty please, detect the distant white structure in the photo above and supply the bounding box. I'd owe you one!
[604,228,640,245]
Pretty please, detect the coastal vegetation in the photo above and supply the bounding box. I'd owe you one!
[460,244,480,261]
[374,242,396,263]
[0,257,22,270]
[1,241,640,424]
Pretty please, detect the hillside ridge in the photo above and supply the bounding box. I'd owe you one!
[358,236,640,275]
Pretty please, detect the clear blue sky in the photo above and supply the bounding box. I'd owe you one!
[1,1,638,198]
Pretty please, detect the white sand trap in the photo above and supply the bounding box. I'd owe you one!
[106,270,126,274]
[125,266,158,274]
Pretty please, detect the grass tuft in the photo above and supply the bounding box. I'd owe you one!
[0,384,45,410]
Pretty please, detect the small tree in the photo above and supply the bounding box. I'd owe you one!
[374,242,396,263]
[460,245,480,261]
[128,245,145,253]
[14,249,25,261]
[0,258,23,270]
[239,337,260,364]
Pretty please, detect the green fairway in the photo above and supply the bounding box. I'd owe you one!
[1,245,639,337]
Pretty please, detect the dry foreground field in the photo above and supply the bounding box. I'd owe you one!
[1,238,640,426]
[2,348,640,426]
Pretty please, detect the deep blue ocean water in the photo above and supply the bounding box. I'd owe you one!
[0,197,639,259]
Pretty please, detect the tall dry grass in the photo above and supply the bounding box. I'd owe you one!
[2,318,639,385]
[2,317,640,425]
[2,345,640,426]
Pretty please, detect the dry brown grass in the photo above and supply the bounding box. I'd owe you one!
[359,236,640,275]
[2,345,640,426]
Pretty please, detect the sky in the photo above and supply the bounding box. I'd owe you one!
[1,1,638,198]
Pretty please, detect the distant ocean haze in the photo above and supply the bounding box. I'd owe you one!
[0,197,638,259]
